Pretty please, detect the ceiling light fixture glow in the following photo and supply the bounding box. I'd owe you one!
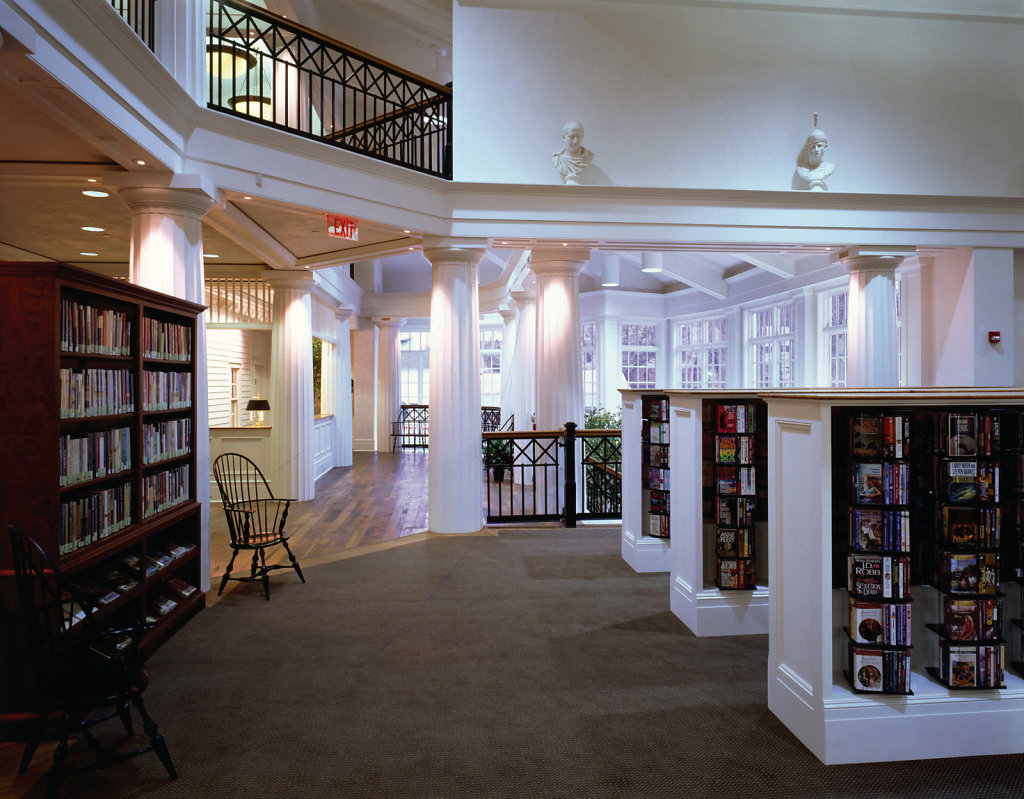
[82,190,109,198]
[206,41,257,80]
[79,252,98,257]
[135,159,146,166]
[203,253,219,259]
[81,226,104,232]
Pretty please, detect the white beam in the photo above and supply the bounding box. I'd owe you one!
[205,202,296,270]
[661,253,728,299]
[737,253,798,277]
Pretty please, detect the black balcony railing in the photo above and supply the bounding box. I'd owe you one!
[206,0,452,178]
[109,0,157,51]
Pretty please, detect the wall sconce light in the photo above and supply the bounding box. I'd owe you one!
[601,254,620,287]
[229,94,273,121]
[246,397,270,426]
[641,252,663,274]
[206,41,256,80]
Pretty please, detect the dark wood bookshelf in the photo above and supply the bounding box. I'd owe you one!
[0,262,205,727]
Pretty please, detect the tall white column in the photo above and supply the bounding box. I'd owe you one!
[897,258,925,387]
[425,244,484,534]
[510,290,537,431]
[116,178,216,592]
[266,273,315,500]
[498,305,517,426]
[844,254,902,388]
[334,306,354,467]
[374,317,404,453]
[531,248,589,431]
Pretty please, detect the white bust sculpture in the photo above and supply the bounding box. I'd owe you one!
[553,121,593,185]
[795,117,834,191]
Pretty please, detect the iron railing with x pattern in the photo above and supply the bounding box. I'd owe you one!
[206,0,452,178]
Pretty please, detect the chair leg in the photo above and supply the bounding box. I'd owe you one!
[281,538,306,584]
[130,691,177,780]
[250,549,260,578]
[47,724,71,799]
[258,547,270,600]
[219,548,240,595]
[116,699,134,736]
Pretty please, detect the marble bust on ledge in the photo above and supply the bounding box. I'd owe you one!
[553,121,593,185]
[795,126,835,191]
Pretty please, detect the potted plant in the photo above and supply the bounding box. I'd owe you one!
[483,437,514,483]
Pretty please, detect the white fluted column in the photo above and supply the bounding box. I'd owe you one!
[425,244,484,534]
[531,249,589,431]
[266,273,315,500]
[498,305,517,426]
[116,178,216,591]
[511,290,537,431]
[334,306,355,467]
[374,317,404,453]
[844,254,902,388]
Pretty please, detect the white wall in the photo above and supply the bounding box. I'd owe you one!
[207,328,271,427]
[454,2,1024,195]
[927,249,975,386]
[352,321,377,450]
[970,249,1015,387]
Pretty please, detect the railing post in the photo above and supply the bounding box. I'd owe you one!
[563,422,577,528]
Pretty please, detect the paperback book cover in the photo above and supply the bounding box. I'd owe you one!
[717,528,738,557]
[849,553,884,597]
[948,414,979,456]
[716,435,738,463]
[850,509,885,550]
[717,465,738,495]
[852,463,884,504]
[851,648,884,692]
[849,598,884,644]
[946,461,978,503]
[948,646,978,688]
[851,416,883,459]
[717,405,737,433]
[943,506,979,548]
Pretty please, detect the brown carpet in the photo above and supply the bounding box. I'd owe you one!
[18,527,1024,798]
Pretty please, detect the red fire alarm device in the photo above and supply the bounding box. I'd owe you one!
[988,331,1001,344]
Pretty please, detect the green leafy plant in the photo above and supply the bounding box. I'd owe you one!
[584,406,622,430]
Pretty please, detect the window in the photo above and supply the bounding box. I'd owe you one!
[480,327,502,407]
[677,316,728,389]
[621,323,658,389]
[821,289,847,388]
[746,302,796,389]
[230,366,240,426]
[312,337,323,416]
[581,322,598,413]
[400,330,430,404]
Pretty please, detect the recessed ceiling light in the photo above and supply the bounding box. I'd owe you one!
[403,229,411,234]
[135,159,146,166]
[243,195,253,200]
[203,253,219,259]
[304,265,310,269]
[562,242,568,246]
[82,190,109,198]
[79,252,98,257]
[408,246,415,250]
[86,178,98,183]
[81,226,104,232]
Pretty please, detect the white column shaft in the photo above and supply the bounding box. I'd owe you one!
[845,255,900,388]
[375,319,403,453]
[512,294,537,430]
[334,309,354,467]
[426,248,483,534]
[498,308,517,425]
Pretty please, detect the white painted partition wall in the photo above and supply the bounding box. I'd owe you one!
[765,389,1024,765]
[669,392,769,637]
[620,391,671,573]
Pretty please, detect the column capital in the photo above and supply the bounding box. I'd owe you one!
[109,172,220,217]
[841,254,903,275]
[335,305,355,321]
[373,316,405,328]
[510,289,537,308]
[263,270,315,292]
[423,244,486,268]
[498,307,516,323]
[530,247,591,276]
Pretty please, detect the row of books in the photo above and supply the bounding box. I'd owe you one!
[939,552,1000,595]
[850,414,910,460]
[60,299,131,356]
[142,370,192,411]
[59,482,132,554]
[716,527,753,558]
[945,413,1000,457]
[717,403,755,434]
[848,553,912,599]
[76,544,197,611]
[849,597,911,646]
[940,643,1004,688]
[141,464,191,518]
[941,505,1001,549]
[142,418,192,465]
[852,462,910,505]
[645,466,669,491]
[649,489,669,515]
[142,317,192,362]
[717,496,755,527]
[943,460,999,504]
[647,513,669,538]
[60,427,132,487]
[850,508,910,552]
[59,367,134,418]
[645,397,669,422]
[717,465,756,496]
[943,597,1001,642]
[718,557,755,589]
[644,443,669,468]
[849,645,911,693]
[715,434,755,464]
[645,420,669,444]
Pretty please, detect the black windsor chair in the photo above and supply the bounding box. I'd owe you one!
[7,523,177,798]
[211,452,306,600]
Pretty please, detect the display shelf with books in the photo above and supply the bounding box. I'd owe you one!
[765,389,1024,765]
[620,390,673,573]
[0,262,206,726]
[840,410,914,695]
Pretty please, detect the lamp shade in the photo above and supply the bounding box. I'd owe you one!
[246,398,271,412]
[229,94,273,121]
[207,41,256,80]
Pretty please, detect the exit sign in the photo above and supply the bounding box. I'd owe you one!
[326,213,359,241]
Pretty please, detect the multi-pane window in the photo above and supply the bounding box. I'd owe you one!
[746,302,796,389]
[581,322,598,413]
[621,323,658,389]
[230,366,240,426]
[821,289,847,388]
[480,327,502,407]
[677,316,728,389]
[400,330,430,404]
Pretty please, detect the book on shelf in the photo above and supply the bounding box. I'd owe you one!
[851,416,884,459]
[947,414,979,457]
[940,643,1003,688]
[943,597,1001,641]
[102,567,138,594]
[716,435,737,463]
[717,528,738,557]
[75,576,122,608]
[717,404,755,434]
[852,463,884,504]
[849,645,911,693]
[717,496,754,527]
[717,466,738,495]
[849,508,910,552]
[149,593,178,617]
[164,575,198,599]
[939,552,1000,595]
[848,552,911,599]
[850,647,884,692]
[649,490,669,515]
[647,513,670,538]
[166,541,196,559]
[848,597,911,646]
[944,460,1000,504]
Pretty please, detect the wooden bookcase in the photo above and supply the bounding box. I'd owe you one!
[766,389,1024,765]
[0,263,205,719]
[620,390,671,573]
